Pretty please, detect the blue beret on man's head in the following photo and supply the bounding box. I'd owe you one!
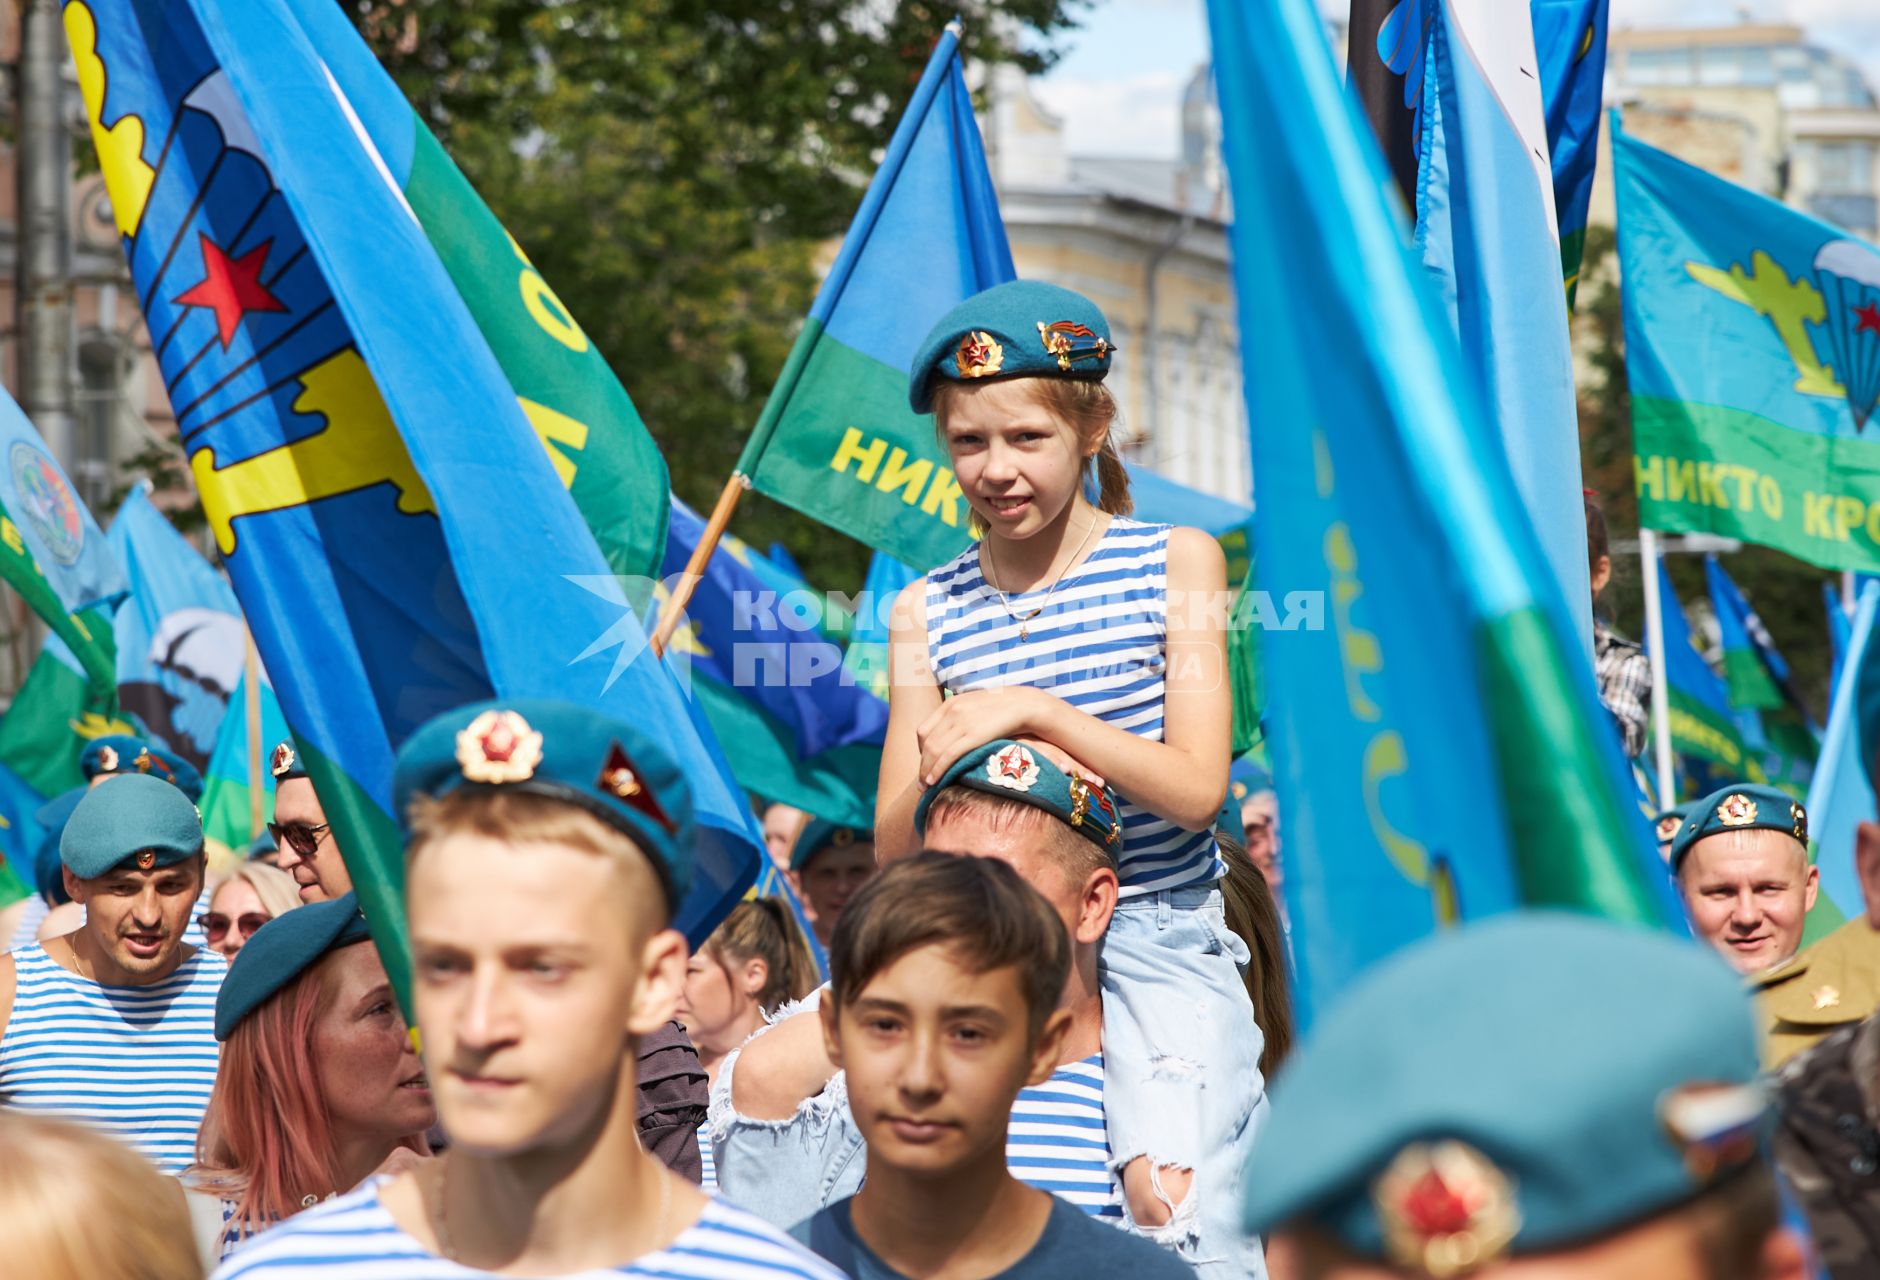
[1243,914,1765,1269]
[907,280,1116,415]
[913,739,1123,857]
[1667,784,1807,872]
[81,734,148,781]
[60,773,204,881]
[268,739,308,783]
[393,699,697,911]
[790,818,874,872]
[216,893,371,1040]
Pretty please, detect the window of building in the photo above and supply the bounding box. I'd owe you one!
[75,340,124,513]
[1812,141,1876,194]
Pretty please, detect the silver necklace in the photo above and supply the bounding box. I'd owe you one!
[431,1157,673,1265]
[984,515,1099,641]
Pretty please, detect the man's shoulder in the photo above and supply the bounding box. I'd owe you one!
[684,1198,847,1278]
[1763,919,1880,1025]
[1024,1198,1189,1278]
[210,1184,403,1277]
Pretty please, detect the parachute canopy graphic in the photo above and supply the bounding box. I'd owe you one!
[1814,238,1880,431]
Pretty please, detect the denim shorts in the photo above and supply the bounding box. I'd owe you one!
[1101,885,1269,1278]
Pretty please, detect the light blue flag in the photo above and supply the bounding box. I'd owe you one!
[0,391,126,618]
[1829,582,1852,700]
[1531,0,1610,302]
[1125,465,1255,538]
[0,758,46,885]
[843,551,919,702]
[1805,583,1880,914]
[1204,0,1678,1023]
[107,487,245,771]
[75,0,761,1010]
[198,669,293,861]
[1648,557,1768,790]
[1416,1,1591,650]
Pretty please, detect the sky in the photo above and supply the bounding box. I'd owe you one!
[1034,0,1880,160]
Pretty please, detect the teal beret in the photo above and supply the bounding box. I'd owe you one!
[908,280,1115,414]
[216,893,372,1039]
[33,786,84,904]
[1653,804,1691,847]
[141,746,203,804]
[81,734,148,781]
[393,699,695,911]
[248,827,279,859]
[268,739,308,783]
[1667,784,1806,872]
[913,739,1122,857]
[1243,914,1765,1267]
[60,773,205,880]
[1230,755,1272,804]
[791,818,873,872]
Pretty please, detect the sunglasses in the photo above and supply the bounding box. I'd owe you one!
[199,911,270,944]
[267,821,332,857]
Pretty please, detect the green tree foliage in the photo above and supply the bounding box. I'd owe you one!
[1575,224,1836,720]
[344,0,1092,592]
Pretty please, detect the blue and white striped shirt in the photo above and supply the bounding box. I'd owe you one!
[0,942,223,1175]
[210,1179,847,1279]
[1007,1053,1123,1222]
[699,1129,718,1191]
[926,518,1224,895]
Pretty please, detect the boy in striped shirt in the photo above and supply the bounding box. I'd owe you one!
[0,772,224,1175]
[213,701,839,1280]
[715,740,1129,1228]
[792,854,1186,1280]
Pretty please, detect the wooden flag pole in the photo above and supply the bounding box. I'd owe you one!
[651,473,749,657]
[244,627,264,839]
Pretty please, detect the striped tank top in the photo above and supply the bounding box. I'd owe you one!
[0,942,224,1174]
[1006,1053,1123,1222]
[210,1179,848,1279]
[926,517,1225,894]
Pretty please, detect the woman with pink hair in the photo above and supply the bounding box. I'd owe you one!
[188,894,434,1260]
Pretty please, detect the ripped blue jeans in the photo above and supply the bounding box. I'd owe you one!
[1101,885,1269,1279]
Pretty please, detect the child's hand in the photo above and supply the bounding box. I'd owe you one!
[915,689,1098,787]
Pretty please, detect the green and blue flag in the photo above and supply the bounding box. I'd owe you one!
[1531,0,1610,303]
[70,0,759,1004]
[1806,583,1880,914]
[734,23,1012,571]
[1205,0,1679,1021]
[1616,117,1880,571]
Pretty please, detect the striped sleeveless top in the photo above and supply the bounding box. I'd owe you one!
[1006,1053,1123,1222]
[0,943,224,1174]
[926,518,1224,894]
[210,1179,848,1279]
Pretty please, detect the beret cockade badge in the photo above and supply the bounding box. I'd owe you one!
[956,330,1003,378]
[1655,814,1682,844]
[985,743,1040,793]
[1717,794,1758,827]
[1036,319,1112,371]
[455,709,544,785]
[270,742,296,779]
[98,744,118,773]
[1373,1141,1520,1279]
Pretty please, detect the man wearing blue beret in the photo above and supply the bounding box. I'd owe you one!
[0,773,223,1176]
[791,819,878,951]
[717,742,1168,1245]
[213,701,840,1280]
[267,739,353,905]
[1245,914,1806,1279]
[1669,784,1816,981]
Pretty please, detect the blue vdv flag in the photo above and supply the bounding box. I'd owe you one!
[1416,0,1592,651]
[843,551,920,702]
[1204,0,1678,1023]
[107,486,245,771]
[70,0,761,994]
[0,389,126,619]
[1705,555,1812,724]
[1807,583,1880,915]
[1531,0,1610,301]
[0,758,47,883]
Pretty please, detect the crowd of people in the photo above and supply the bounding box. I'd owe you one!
[0,279,1867,1280]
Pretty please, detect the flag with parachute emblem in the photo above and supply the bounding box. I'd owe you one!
[1205,0,1680,1022]
[1616,116,1880,572]
[67,0,761,1009]
[733,22,1014,572]
[107,486,246,772]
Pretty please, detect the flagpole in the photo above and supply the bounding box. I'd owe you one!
[651,473,748,657]
[1845,570,1857,614]
[244,629,263,839]
[1639,527,1675,806]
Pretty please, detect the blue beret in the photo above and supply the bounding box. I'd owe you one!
[1216,797,1246,847]
[81,734,148,781]
[268,739,308,783]
[907,280,1116,414]
[216,893,371,1039]
[140,746,203,804]
[248,827,279,859]
[32,787,84,905]
[1653,804,1691,847]
[791,818,874,872]
[393,699,696,910]
[913,739,1122,857]
[1667,784,1806,872]
[1244,914,1765,1265]
[60,773,204,880]
[1230,755,1273,804]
